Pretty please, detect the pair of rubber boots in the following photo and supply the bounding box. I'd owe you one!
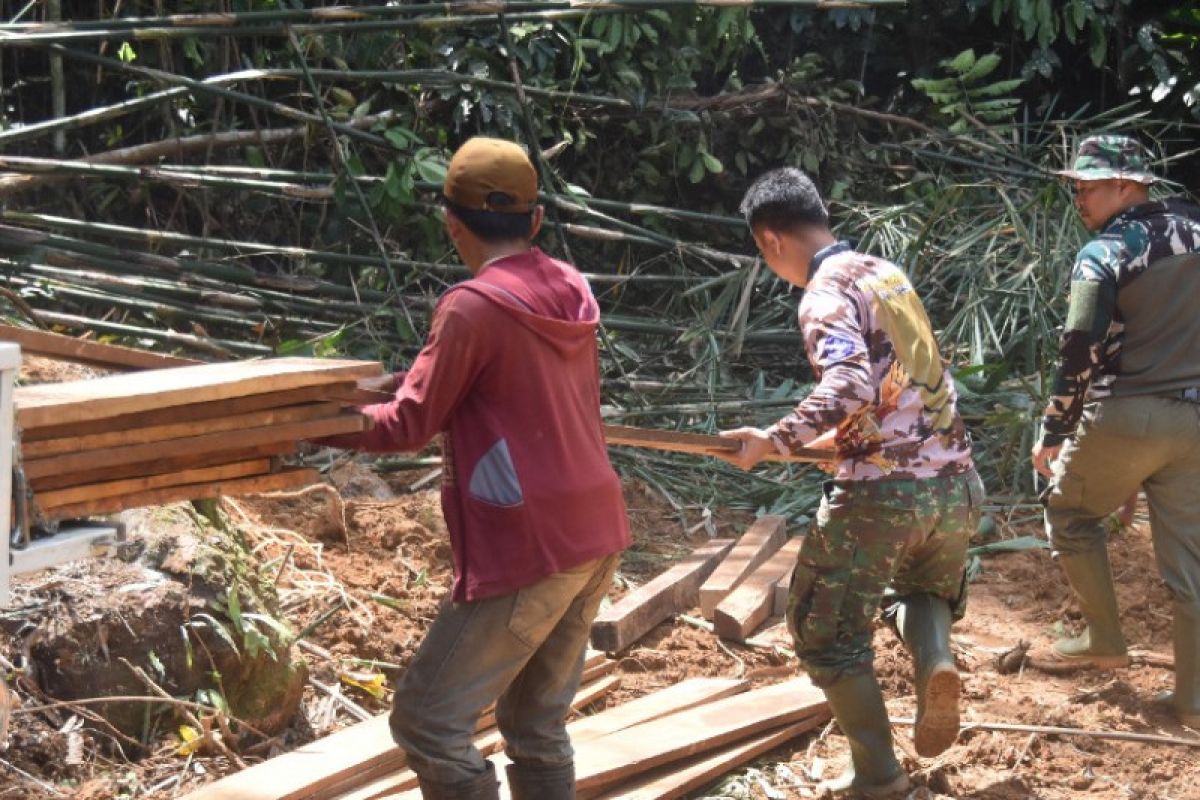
[416,759,575,800]
[818,593,959,797]
[1053,548,1200,728]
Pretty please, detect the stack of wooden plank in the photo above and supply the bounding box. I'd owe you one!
[592,515,803,651]
[181,661,829,800]
[14,357,382,521]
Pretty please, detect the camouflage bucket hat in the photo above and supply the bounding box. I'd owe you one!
[1056,135,1156,184]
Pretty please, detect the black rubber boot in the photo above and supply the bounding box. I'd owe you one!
[505,758,576,800]
[895,593,960,757]
[817,672,910,798]
[417,761,500,800]
[1051,548,1130,668]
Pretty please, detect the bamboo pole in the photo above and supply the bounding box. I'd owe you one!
[0,1,908,44]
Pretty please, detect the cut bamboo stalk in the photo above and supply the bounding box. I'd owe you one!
[713,537,803,642]
[34,458,272,509]
[699,516,787,619]
[591,538,735,653]
[23,414,365,480]
[14,357,380,429]
[22,402,342,459]
[41,467,319,520]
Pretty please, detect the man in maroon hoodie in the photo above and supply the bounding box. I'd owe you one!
[322,137,631,799]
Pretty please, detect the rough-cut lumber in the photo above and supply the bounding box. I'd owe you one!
[573,677,827,792]
[42,468,319,520]
[580,657,618,685]
[35,458,272,509]
[0,322,200,370]
[774,564,795,616]
[713,537,804,642]
[567,677,747,745]
[591,538,735,652]
[322,676,621,800]
[20,382,358,442]
[602,424,829,463]
[586,720,813,800]
[28,441,297,492]
[23,413,364,480]
[22,401,341,458]
[14,356,380,429]
[699,516,787,619]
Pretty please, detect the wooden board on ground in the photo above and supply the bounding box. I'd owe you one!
[602,424,829,463]
[585,720,814,800]
[22,401,342,458]
[28,441,297,492]
[35,458,273,509]
[324,676,621,800]
[15,356,380,429]
[573,677,827,792]
[713,537,804,642]
[23,413,364,480]
[41,468,319,520]
[20,382,358,442]
[0,322,201,371]
[699,516,787,619]
[591,538,735,653]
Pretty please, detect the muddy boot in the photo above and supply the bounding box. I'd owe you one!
[817,672,910,798]
[1051,548,1130,668]
[1153,602,1200,728]
[505,758,575,800]
[417,761,500,800]
[896,594,960,757]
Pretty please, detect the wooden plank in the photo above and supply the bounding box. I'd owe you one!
[0,322,201,371]
[35,459,273,509]
[573,677,827,793]
[20,382,357,442]
[713,537,804,642]
[585,719,816,800]
[29,442,297,492]
[602,424,829,463]
[22,402,342,458]
[568,677,747,745]
[774,564,795,617]
[41,468,319,520]
[323,676,621,800]
[15,356,381,429]
[699,516,787,619]
[23,413,364,480]
[591,538,735,653]
[580,658,618,686]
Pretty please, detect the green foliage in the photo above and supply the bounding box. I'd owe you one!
[970,0,1131,67]
[911,49,1024,133]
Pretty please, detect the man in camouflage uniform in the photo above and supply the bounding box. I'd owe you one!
[1033,135,1200,728]
[721,168,983,796]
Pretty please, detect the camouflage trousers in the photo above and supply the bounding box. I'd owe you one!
[787,470,982,686]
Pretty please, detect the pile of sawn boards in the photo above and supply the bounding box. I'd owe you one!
[180,650,829,800]
[591,515,800,650]
[14,357,382,521]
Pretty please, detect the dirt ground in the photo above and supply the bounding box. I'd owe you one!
[2,417,1198,798]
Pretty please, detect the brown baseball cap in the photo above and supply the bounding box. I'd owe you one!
[443,137,538,214]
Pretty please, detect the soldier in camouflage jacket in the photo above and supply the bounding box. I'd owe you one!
[720,168,983,797]
[1033,135,1200,730]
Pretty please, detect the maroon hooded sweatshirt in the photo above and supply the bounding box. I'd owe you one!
[325,248,630,602]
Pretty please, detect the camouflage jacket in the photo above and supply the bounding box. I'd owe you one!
[768,243,974,480]
[1040,199,1200,447]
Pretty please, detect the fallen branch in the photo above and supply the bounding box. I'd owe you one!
[891,716,1200,749]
